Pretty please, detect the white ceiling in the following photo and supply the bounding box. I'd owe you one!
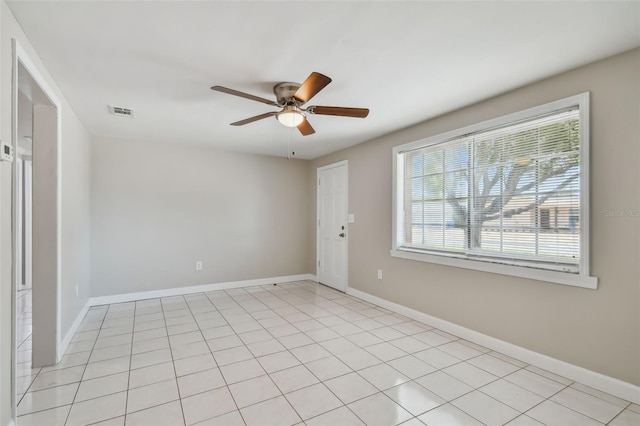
[7,1,640,159]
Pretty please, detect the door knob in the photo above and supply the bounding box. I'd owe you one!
[339,233,345,238]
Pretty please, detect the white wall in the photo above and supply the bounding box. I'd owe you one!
[310,48,640,387]
[0,2,92,424]
[60,101,91,334]
[90,136,311,297]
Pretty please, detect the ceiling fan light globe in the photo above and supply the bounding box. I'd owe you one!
[277,109,304,128]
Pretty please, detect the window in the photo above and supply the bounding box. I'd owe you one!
[392,93,596,288]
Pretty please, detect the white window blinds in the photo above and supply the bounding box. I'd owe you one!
[397,107,581,272]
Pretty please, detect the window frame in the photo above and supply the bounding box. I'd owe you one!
[391,92,597,289]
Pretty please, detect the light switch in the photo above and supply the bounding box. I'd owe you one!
[0,141,14,162]
[348,214,355,223]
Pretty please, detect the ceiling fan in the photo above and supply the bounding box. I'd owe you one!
[211,72,369,136]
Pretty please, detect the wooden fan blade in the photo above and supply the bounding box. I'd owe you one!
[297,118,315,136]
[230,112,277,126]
[308,106,369,118]
[211,86,278,106]
[293,72,332,104]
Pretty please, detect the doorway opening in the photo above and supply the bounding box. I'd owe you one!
[12,40,62,415]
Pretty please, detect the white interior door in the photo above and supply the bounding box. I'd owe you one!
[24,159,33,290]
[317,161,348,292]
[15,156,33,290]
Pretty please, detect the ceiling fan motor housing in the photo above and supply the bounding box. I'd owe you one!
[273,82,301,106]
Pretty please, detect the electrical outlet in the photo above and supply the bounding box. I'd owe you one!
[196,261,203,271]
[377,269,382,280]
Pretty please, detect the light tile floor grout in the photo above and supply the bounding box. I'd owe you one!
[14,281,639,426]
[171,287,200,426]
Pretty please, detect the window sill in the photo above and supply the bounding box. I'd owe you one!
[390,249,598,289]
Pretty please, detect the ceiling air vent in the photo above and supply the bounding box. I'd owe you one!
[108,105,135,118]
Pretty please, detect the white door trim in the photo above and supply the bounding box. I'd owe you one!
[316,160,348,292]
[12,39,63,372]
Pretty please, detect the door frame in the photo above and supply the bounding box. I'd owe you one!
[316,160,349,292]
[11,38,63,389]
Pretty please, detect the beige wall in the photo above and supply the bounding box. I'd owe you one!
[90,136,311,297]
[0,2,92,424]
[310,48,640,386]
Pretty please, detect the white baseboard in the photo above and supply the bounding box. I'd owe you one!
[58,299,91,362]
[88,274,317,306]
[347,287,640,405]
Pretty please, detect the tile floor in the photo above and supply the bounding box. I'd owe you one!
[14,281,640,425]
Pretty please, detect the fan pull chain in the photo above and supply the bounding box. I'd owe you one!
[286,127,296,160]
